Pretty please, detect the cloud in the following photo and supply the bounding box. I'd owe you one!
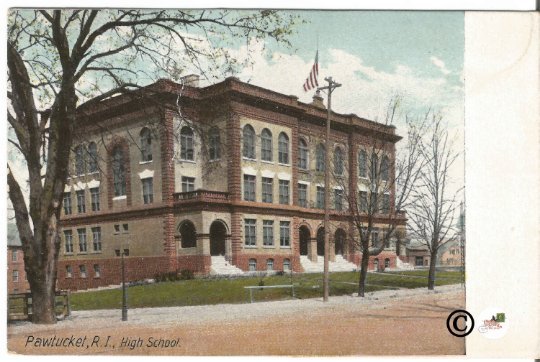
[430,56,451,75]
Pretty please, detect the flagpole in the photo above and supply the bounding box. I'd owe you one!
[318,77,341,302]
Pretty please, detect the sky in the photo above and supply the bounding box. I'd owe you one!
[226,10,465,197]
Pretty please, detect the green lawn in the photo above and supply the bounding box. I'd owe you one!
[70,270,462,311]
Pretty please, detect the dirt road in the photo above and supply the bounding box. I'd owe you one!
[8,285,465,356]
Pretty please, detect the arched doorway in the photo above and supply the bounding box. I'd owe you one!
[316,227,325,256]
[209,220,227,256]
[335,229,346,256]
[179,220,197,248]
[299,226,310,256]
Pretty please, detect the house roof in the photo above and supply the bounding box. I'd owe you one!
[7,223,21,247]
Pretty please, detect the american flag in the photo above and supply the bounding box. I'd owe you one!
[303,51,319,92]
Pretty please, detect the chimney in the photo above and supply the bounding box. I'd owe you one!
[181,74,200,87]
[311,90,325,109]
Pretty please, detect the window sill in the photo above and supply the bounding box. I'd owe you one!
[244,245,257,249]
[139,160,153,165]
[113,195,127,200]
[78,252,88,255]
[263,245,275,249]
[179,159,196,164]
[209,158,221,163]
[242,157,257,162]
[280,246,292,249]
[277,163,290,167]
[261,159,274,164]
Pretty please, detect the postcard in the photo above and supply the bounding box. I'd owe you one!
[4,5,539,359]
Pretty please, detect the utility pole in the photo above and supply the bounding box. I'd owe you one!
[318,77,341,302]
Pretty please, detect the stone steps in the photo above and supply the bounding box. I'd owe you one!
[210,256,244,276]
[300,255,358,273]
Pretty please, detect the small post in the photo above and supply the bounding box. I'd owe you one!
[121,250,128,321]
[66,290,71,317]
[249,288,254,304]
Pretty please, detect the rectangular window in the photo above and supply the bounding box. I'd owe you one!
[142,178,154,204]
[90,187,100,211]
[334,189,343,211]
[371,228,379,247]
[92,227,102,252]
[262,177,273,203]
[93,264,101,278]
[371,191,379,213]
[279,180,290,205]
[359,191,368,213]
[243,175,256,201]
[181,177,195,192]
[12,270,19,282]
[78,228,87,253]
[64,230,73,253]
[280,221,290,247]
[263,220,274,246]
[122,224,129,233]
[11,250,17,262]
[298,183,308,208]
[382,194,390,214]
[76,190,86,213]
[66,265,72,278]
[244,219,256,246]
[79,265,87,278]
[316,186,325,209]
[63,192,72,215]
[415,256,424,266]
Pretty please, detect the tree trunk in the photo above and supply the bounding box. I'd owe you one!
[25,216,61,324]
[358,249,371,297]
[427,249,438,290]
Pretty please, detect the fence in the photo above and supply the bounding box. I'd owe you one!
[8,290,71,322]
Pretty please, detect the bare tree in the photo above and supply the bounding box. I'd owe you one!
[407,113,460,290]
[7,9,299,324]
[332,96,427,297]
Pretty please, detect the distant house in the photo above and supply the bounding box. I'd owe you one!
[7,224,30,294]
[404,238,430,267]
[437,239,463,266]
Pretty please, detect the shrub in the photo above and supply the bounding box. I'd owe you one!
[179,269,195,280]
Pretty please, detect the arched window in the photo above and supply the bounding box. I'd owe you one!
[87,142,98,173]
[381,155,390,181]
[248,258,257,272]
[74,145,85,176]
[358,150,367,178]
[180,126,194,161]
[373,258,379,271]
[283,258,291,271]
[371,153,379,181]
[208,127,221,160]
[261,128,273,161]
[112,146,126,197]
[179,221,197,248]
[316,144,325,172]
[140,127,152,162]
[384,258,390,269]
[266,258,274,271]
[242,124,255,159]
[298,138,308,170]
[334,147,344,175]
[278,132,289,164]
